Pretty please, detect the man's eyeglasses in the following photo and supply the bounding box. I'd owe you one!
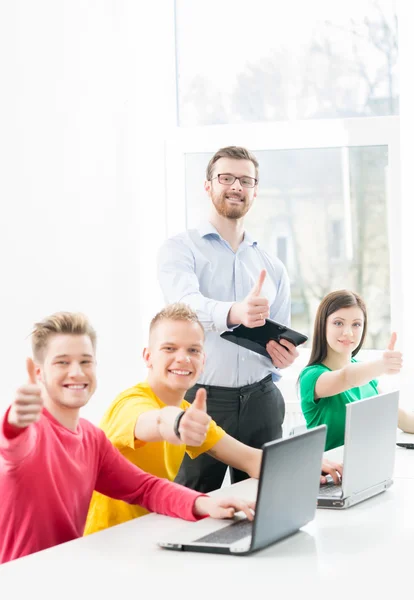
[211,174,258,188]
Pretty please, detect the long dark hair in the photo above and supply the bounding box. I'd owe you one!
[307,290,367,367]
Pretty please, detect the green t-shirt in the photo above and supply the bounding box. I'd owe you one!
[299,359,378,451]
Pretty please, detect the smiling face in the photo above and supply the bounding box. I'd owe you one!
[144,319,205,394]
[205,157,257,220]
[325,306,365,357]
[36,334,97,410]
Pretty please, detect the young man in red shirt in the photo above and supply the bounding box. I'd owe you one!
[0,312,255,564]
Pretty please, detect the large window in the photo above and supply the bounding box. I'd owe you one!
[183,145,390,348]
[175,0,398,127]
[168,0,401,353]
[165,118,400,351]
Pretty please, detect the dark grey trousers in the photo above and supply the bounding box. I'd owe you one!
[174,374,285,493]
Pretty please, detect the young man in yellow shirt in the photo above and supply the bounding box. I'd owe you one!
[84,303,342,535]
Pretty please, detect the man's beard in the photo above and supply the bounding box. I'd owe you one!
[211,190,251,219]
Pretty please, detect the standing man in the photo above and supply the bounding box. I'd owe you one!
[157,146,299,493]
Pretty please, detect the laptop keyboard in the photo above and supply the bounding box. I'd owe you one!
[319,481,342,496]
[194,519,252,544]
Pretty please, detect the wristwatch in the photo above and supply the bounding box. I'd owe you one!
[173,410,186,440]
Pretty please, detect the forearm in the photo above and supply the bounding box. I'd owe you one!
[134,407,182,444]
[234,448,262,479]
[315,358,392,399]
[398,408,414,433]
[134,475,203,520]
[227,302,242,328]
[342,360,384,390]
[172,291,234,333]
[208,435,262,478]
[96,443,203,520]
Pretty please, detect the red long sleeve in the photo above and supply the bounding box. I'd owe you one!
[95,433,203,520]
[0,408,203,565]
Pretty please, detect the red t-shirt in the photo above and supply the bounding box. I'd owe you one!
[0,407,202,564]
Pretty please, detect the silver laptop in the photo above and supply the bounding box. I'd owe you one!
[318,390,399,509]
[158,426,326,556]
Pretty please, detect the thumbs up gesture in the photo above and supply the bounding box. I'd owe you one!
[227,269,270,328]
[7,358,43,428]
[381,332,403,375]
[250,269,267,298]
[178,388,212,446]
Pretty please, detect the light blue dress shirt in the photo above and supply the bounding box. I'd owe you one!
[157,221,291,387]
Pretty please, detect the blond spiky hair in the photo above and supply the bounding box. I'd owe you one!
[31,312,97,360]
[149,303,204,337]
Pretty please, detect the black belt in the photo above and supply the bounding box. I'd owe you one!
[194,374,273,395]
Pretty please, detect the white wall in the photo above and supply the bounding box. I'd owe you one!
[0,1,176,423]
[398,1,414,376]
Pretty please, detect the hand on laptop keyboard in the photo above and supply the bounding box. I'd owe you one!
[320,458,343,485]
[193,496,256,521]
[195,518,253,545]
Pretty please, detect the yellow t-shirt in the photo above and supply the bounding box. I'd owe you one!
[84,381,225,535]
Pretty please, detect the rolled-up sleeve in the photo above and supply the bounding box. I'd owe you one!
[157,238,233,333]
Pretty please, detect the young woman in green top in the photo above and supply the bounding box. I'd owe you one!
[299,290,403,451]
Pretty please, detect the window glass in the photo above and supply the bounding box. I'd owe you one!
[184,145,390,348]
[175,0,398,126]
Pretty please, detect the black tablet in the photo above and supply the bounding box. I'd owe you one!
[220,319,308,360]
[396,443,414,449]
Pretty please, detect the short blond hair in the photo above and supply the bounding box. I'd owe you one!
[206,146,259,181]
[31,312,97,361]
[149,303,204,338]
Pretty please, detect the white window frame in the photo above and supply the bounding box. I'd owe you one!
[164,115,401,337]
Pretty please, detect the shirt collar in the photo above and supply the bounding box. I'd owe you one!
[197,221,257,247]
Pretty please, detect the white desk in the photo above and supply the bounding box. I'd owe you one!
[395,443,414,478]
[1,448,414,599]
